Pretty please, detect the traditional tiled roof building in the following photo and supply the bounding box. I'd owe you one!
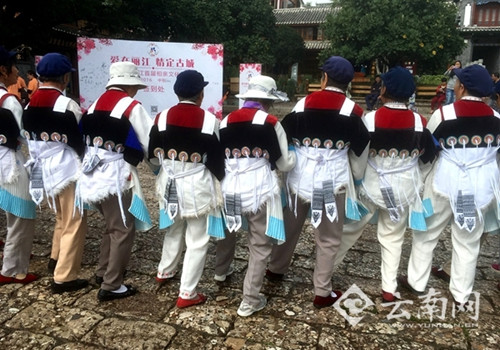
[457,0,500,72]
[273,5,334,76]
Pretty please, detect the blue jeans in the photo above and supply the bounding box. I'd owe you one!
[445,88,455,105]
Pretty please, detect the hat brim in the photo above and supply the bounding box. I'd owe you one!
[106,77,147,89]
[235,90,280,100]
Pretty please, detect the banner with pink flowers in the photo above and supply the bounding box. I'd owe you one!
[238,63,262,108]
[77,38,224,118]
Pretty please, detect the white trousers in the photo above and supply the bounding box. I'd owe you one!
[407,194,485,304]
[157,215,210,299]
[341,201,409,294]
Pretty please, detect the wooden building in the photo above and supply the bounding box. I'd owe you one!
[457,0,500,72]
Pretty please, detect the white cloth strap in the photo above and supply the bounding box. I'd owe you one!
[441,104,457,121]
[110,97,135,119]
[368,156,419,178]
[157,109,169,132]
[162,162,206,180]
[53,96,71,113]
[201,111,216,135]
[295,146,348,163]
[225,157,268,175]
[87,99,98,114]
[440,146,499,171]
[413,112,423,132]
[252,110,268,125]
[220,115,229,129]
[339,98,355,117]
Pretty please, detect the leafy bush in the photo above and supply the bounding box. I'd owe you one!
[416,75,447,86]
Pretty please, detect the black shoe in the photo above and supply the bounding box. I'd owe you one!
[95,275,104,285]
[397,275,424,296]
[98,284,137,302]
[431,266,451,283]
[51,279,89,294]
[95,269,127,286]
[265,269,284,282]
[48,259,57,273]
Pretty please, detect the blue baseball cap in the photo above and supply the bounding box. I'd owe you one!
[37,53,76,77]
[454,64,493,97]
[0,46,17,66]
[173,70,209,98]
[320,56,354,84]
[381,66,415,99]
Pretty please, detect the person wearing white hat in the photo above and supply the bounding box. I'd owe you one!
[213,75,296,317]
[23,53,88,293]
[77,61,153,301]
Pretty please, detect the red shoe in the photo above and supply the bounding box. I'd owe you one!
[382,290,395,302]
[155,276,171,286]
[313,290,342,309]
[176,293,207,308]
[431,266,450,283]
[0,240,4,249]
[0,273,38,285]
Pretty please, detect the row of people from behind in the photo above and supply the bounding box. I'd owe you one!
[1,47,498,316]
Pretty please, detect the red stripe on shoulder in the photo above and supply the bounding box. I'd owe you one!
[454,100,494,117]
[154,112,161,125]
[28,88,62,108]
[352,104,364,117]
[419,114,428,127]
[375,107,419,129]
[305,90,346,110]
[227,108,255,123]
[265,114,278,126]
[123,100,139,119]
[166,104,205,129]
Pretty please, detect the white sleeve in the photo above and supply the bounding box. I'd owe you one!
[426,109,442,134]
[3,95,23,128]
[274,122,296,172]
[128,103,154,154]
[67,99,83,123]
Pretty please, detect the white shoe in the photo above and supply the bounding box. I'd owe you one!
[237,294,267,317]
[214,265,234,282]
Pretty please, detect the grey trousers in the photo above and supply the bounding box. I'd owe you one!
[95,190,136,291]
[268,194,345,297]
[242,207,274,306]
[215,230,236,276]
[1,212,35,276]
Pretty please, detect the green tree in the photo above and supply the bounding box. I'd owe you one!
[272,26,305,75]
[321,0,465,74]
[1,0,277,76]
[167,0,277,70]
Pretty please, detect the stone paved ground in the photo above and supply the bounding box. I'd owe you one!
[0,99,498,349]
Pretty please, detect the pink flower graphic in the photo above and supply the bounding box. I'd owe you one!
[77,38,97,56]
[192,43,205,50]
[98,39,113,46]
[207,45,223,60]
[208,105,223,120]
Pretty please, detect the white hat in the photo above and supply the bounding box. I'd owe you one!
[235,75,288,101]
[106,62,147,89]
